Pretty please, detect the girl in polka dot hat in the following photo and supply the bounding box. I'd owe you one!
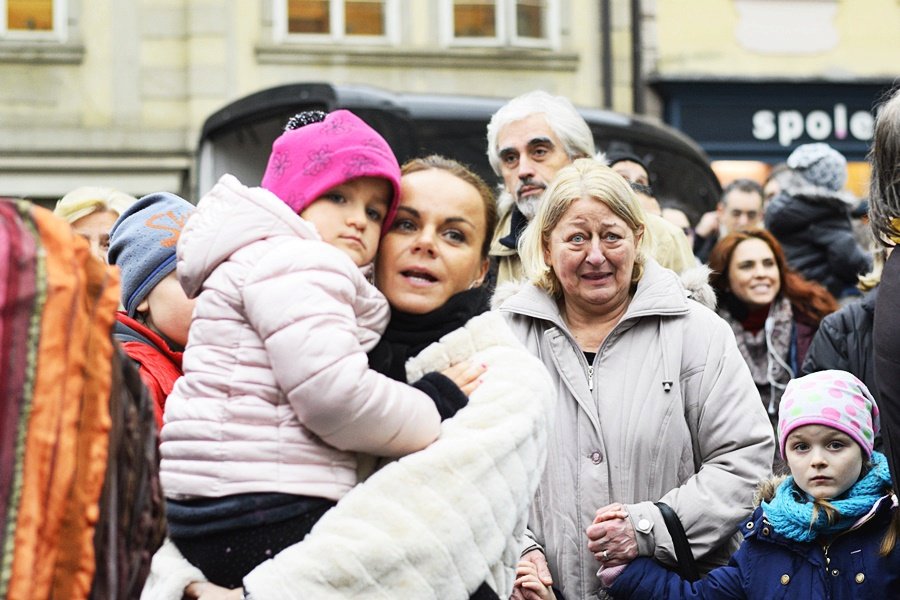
[601,369,900,598]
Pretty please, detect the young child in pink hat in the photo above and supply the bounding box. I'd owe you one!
[158,110,480,589]
[600,369,900,599]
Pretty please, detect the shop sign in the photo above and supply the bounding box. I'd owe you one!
[654,81,893,160]
[751,104,874,147]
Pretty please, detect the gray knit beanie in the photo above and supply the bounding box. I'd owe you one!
[108,192,195,316]
[786,143,848,193]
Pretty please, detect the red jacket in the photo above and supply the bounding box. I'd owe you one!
[113,312,183,429]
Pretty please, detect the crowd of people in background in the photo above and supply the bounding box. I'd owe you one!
[2,85,899,600]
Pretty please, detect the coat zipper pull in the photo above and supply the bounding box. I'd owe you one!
[588,365,594,391]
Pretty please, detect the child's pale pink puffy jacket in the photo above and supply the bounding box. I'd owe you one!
[160,174,441,501]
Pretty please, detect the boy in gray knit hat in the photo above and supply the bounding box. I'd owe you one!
[108,192,196,428]
[764,142,871,299]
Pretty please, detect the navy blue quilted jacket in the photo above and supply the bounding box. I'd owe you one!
[609,495,899,599]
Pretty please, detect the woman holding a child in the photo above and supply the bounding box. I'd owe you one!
[143,145,555,600]
[498,158,775,600]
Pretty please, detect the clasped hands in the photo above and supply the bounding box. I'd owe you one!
[585,502,638,567]
[511,503,639,599]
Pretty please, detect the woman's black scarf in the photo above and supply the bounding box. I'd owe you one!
[367,286,490,382]
[369,286,501,600]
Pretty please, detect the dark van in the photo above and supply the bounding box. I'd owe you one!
[196,83,721,220]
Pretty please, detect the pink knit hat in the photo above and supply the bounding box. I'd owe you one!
[261,109,402,231]
[778,370,880,459]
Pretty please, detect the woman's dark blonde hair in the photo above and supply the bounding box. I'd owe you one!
[881,503,900,556]
[869,87,900,246]
[518,158,647,299]
[866,87,900,554]
[400,155,498,259]
[857,247,887,292]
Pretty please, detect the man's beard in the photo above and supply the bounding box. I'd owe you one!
[515,195,541,220]
[515,179,546,220]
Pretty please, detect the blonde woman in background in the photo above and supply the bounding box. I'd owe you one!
[54,186,137,261]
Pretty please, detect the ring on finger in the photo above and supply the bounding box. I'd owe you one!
[602,550,609,561]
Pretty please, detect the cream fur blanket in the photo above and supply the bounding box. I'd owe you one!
[142,311,555,599]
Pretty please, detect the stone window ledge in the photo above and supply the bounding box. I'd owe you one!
[256,43,578,71]
[0,40,85,64]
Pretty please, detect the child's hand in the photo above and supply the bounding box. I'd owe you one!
[441,360,487,396]
[593,503,629,524]
[182,582,243,600]
[597,564,628,589]
[515,560,557,600]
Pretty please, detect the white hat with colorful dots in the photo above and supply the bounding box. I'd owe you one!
[778,370,879,459]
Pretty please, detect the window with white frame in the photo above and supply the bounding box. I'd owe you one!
[274,0,398,43]
[443,0,557,47]
[0,0,65,40]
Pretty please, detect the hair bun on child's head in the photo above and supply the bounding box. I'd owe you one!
[284,111,327,131]
[260,109,402,231]
[777,370,880,460]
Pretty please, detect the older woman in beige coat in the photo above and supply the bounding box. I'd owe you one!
[499,159,774,600]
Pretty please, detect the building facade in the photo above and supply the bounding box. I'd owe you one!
[2,0,895,203]
[1,0,644,203]
[647,0,899,194]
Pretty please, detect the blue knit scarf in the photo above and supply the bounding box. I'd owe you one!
[762,451,891,543]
